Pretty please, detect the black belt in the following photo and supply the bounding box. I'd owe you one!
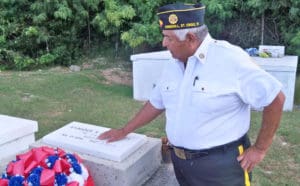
[171,134,247,160]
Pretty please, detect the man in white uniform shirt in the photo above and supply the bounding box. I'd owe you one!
[99,2,285,186]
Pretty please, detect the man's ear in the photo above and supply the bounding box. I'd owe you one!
[186,32,197,43]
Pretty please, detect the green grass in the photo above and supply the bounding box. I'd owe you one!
[250,111,300,185]
[0,68,299,185]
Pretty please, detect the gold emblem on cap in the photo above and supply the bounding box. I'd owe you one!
[199,53,205,59]
[168,14,178,24]
[159,20,163,28]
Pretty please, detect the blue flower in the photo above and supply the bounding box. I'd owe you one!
[8,175,24,186]
[45,155,59,168]
[2,173,9,179]
[55,173,68,186]
[27,173,40,186]
[65,154,78,164]
[71,163,82,174]
[30,167,43,176]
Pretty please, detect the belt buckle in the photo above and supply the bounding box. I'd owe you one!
[174,147,186,160]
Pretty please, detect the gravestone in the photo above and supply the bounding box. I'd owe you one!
[252,56,298,111]
[31,121,161,186]
[42,121,147,162]
[0,115,38,168]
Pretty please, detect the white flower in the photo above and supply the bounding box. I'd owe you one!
[67,172,85,186]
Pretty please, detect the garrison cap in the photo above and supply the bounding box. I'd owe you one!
[157,2,205,30]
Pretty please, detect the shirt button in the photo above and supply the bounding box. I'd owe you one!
[199,53,205,59]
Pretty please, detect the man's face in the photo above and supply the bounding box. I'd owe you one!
[162,30,190,63]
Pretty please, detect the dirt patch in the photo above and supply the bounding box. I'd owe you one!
[1,66,133,86]
[100,68,132,86]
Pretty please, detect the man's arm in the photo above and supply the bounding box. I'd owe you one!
[237,90,285,172]
[98,101,164,142]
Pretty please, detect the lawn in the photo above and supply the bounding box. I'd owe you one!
[0,68,299,185]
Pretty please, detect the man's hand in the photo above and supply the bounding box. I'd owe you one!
[237,145,266,172]
[98,101,163,143]
[98,128,128,143]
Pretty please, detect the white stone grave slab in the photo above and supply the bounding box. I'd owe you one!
[34,121,161,186]
[42,121,147,162]
[252,56,298,111]
[0,114,38,161]
[131,51,169,101]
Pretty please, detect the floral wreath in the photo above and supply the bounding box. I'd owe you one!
[0,146,94,186]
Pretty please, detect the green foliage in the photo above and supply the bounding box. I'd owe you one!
[203,0,236,19]
[200,0,239,37]
[290,32,300,56]
[0,49,14,69]
[14,55,36,70]
[54,4,72,20]
[0,0,103,70]
[38,53,57,65]
[24,26,39,37]
[121,22,161,48]
[120,0,163,48]
[244,0,300,50]
[92,0,135,35]
[0,35,5,46]
[0,0,299,70]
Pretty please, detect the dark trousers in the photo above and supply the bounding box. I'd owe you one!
[171,135,251,186]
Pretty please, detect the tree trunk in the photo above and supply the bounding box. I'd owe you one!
[115,31,119,58]
[261,11,265,45]
[87,7,91,56]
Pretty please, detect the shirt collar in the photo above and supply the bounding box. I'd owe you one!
[174,33,214,67]
[192,33,214,64]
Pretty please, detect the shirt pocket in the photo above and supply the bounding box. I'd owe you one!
[161,81,178,108]
[191,81,240,113]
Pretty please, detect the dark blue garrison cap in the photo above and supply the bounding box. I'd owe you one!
[157,3,205,30]
[157,2,205,30]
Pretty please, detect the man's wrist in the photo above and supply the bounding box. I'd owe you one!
[254,143,268,153]
[121,126,130,135]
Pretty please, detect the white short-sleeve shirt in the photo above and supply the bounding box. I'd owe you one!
[149,34,282,150]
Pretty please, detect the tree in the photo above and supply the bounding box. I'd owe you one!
[244,0,300,57]
[0,0,104,69]
[92,0,135,56]
[0,0,299,70]
[120,0,164,50]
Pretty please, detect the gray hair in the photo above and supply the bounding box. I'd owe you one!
[173,24,208,42]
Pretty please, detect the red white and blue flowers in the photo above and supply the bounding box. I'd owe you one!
[0,146,94,186]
